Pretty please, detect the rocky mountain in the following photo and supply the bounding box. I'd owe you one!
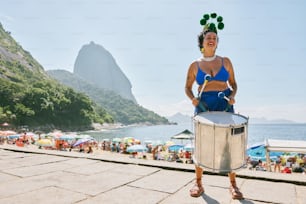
[47,69,169,125]
[0,23,112,131]
[167,113,193,124]
[74,41,136,103]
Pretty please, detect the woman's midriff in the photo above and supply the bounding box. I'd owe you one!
[198,81,229,92]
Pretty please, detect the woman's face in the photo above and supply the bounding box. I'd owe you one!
[203,32,218,51]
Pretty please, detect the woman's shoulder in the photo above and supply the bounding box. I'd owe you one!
[188,60,200,70]
[220,56,232,63]
[220,56,233,69]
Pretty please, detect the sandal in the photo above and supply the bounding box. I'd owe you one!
[190,180,204,197]
[229,185,243,200]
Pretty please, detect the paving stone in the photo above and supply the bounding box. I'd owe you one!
[8,154,69,166]
[56,170,141,196]
[129,169,194,194]
[64,161,122,175]
[111,164,161,176]
[296,185,306,204]
[2,162,73,177]
[0,186,86,204]
[59,157,99,166]
[79,185,169,204]
[242,179,296,204]
[0,172,19,182]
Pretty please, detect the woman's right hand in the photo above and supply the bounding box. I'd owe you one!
[192,98,199,107]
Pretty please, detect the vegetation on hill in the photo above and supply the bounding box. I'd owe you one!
[47,70,170,125]
[0,23,113,131]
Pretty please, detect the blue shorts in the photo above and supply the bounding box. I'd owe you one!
[195,89,234,115]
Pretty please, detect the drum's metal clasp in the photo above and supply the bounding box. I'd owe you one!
[231,126,245,136]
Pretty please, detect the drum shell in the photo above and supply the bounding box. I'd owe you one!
[193,112,248,172]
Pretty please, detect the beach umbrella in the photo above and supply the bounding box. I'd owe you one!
[165,141,175,146]
[48,131,63,138]
[73,138,93,147]
[126,144,148,153]
[0,130,17,136]
[183,143,194,152]
[145,140,164,147]
[1,122,10,127]
[123,137,135,144]
[112,138,122,143]
[168,144,184,152]
[36,139,53,147]
[7,134,21,140]
[59,135,76,141]
[75,134,93,140]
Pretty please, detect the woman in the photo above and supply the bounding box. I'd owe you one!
[185,13,243,199]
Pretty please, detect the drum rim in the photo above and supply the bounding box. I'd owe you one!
[194,111,248,126]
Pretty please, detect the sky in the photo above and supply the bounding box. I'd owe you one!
[1,0,306,122]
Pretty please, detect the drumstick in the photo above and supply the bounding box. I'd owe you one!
[218,92,232,112]
[197,74,211,112]
[218,92,230,101]
[198,74,211,98]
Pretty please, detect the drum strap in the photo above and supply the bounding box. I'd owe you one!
[197,101,209,112]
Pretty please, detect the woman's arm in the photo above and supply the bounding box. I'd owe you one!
[224,57,237,105]
[185,62,199,106]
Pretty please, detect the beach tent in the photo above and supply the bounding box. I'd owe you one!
[171,129,194,140]
[265,139,306,171]
[265,139,306,153]
[247,143,282,161]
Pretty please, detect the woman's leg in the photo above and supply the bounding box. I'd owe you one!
[190,165,204,197]
[228,172,243,199]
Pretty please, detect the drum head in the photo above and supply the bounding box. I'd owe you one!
[194,112,248,126]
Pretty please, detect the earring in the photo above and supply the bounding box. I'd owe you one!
[201,48,205,53]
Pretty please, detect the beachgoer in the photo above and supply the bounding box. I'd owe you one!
[87,145,93,154]
[274,156,282,172]
[185,13,242,199]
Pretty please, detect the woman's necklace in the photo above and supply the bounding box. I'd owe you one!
[200,55,216,62]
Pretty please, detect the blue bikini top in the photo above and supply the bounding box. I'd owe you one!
[196,58,229,85]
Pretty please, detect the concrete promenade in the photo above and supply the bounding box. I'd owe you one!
[0,145,305,204]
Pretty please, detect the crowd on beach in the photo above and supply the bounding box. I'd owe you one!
[247,155,306,174]
[0,129,194,164]
[1,129,306,174]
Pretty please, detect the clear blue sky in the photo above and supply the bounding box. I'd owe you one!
[1,0,306,122]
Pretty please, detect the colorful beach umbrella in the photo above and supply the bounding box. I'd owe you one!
[7,134,21,139]
[112,138,122,143]
[36,139,53,147]
[59,135,76,141]
[75,134,93,140]
[123,137,135,144]
[73,138,93,147]
[126,144,148,153]
[168,144,184,152]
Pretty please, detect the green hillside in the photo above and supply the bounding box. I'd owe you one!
[0,23,113,131]
[47,70,170,125]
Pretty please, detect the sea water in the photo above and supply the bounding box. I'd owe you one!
[84,123,306,146]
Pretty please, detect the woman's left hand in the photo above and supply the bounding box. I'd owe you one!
[228,97,235,105]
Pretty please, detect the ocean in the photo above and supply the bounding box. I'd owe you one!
[84,122,306,146]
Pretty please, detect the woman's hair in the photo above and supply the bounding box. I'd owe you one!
[197,30,218,50]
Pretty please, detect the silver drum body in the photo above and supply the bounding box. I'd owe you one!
[193,112,248,172]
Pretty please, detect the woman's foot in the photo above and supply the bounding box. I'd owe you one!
[228,172,243,200]
[229,184,243,200]
[190,179,204,197]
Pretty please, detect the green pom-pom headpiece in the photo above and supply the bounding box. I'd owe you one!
[200,13,224,34]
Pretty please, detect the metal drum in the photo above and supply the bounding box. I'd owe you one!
[193,111,248,172]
